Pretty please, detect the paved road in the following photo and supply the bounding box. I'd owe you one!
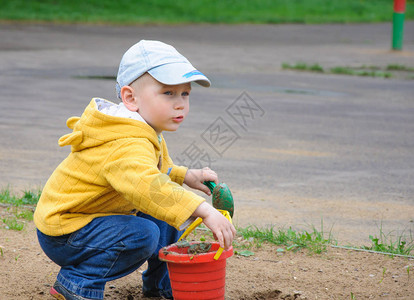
[1,22,413,244]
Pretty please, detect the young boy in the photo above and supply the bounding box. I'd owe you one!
[34,40,236,300]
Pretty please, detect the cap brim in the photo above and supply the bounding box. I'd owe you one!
[148,62,211,87]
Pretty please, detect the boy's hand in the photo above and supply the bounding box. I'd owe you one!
[184,167,218,196]
[192,202,236,250]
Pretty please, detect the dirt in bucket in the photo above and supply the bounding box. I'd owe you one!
[188,242,212,254]
[174,240,213,254]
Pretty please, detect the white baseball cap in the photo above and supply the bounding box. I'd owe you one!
[116,40,211,99]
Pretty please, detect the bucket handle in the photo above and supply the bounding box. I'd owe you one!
[178,209,232,260]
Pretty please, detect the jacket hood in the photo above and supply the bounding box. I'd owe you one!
[58,98,160,152]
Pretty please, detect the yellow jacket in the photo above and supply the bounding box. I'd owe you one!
[34,98,204,236]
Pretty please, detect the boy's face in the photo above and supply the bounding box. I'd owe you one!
[131,74,191,134]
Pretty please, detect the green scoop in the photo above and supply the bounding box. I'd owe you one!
[203,181,234,218]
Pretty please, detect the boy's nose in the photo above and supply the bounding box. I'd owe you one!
[174,98,186,110]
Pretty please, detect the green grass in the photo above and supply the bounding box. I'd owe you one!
[0,187,41,206]
[386,64,414,72]
[0,187,40,231]
[283,62,414,79]
[329,66,355,75]
[235,224,414,256]
[15,208,34,221]
[2,217,25,231]
[191,223,335,254]
[330,67,393,78]
[282,62,325,73]
[362,228,414,256]
[237,221,336,254]
[0,0,413,24]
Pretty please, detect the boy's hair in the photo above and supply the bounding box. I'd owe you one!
[116,40,210,99]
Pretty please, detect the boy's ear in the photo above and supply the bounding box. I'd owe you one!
[121,86,139,112]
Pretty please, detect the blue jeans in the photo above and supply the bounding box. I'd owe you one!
[37,214,182,299]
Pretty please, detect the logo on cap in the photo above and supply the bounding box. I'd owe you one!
[183,70,205,78]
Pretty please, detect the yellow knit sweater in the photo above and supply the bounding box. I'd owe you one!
[34,98,205,236]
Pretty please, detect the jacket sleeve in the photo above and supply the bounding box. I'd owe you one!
[102,139,204,229]
[168,165,188,185]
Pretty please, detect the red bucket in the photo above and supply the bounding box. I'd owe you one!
[159,242,233,300]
